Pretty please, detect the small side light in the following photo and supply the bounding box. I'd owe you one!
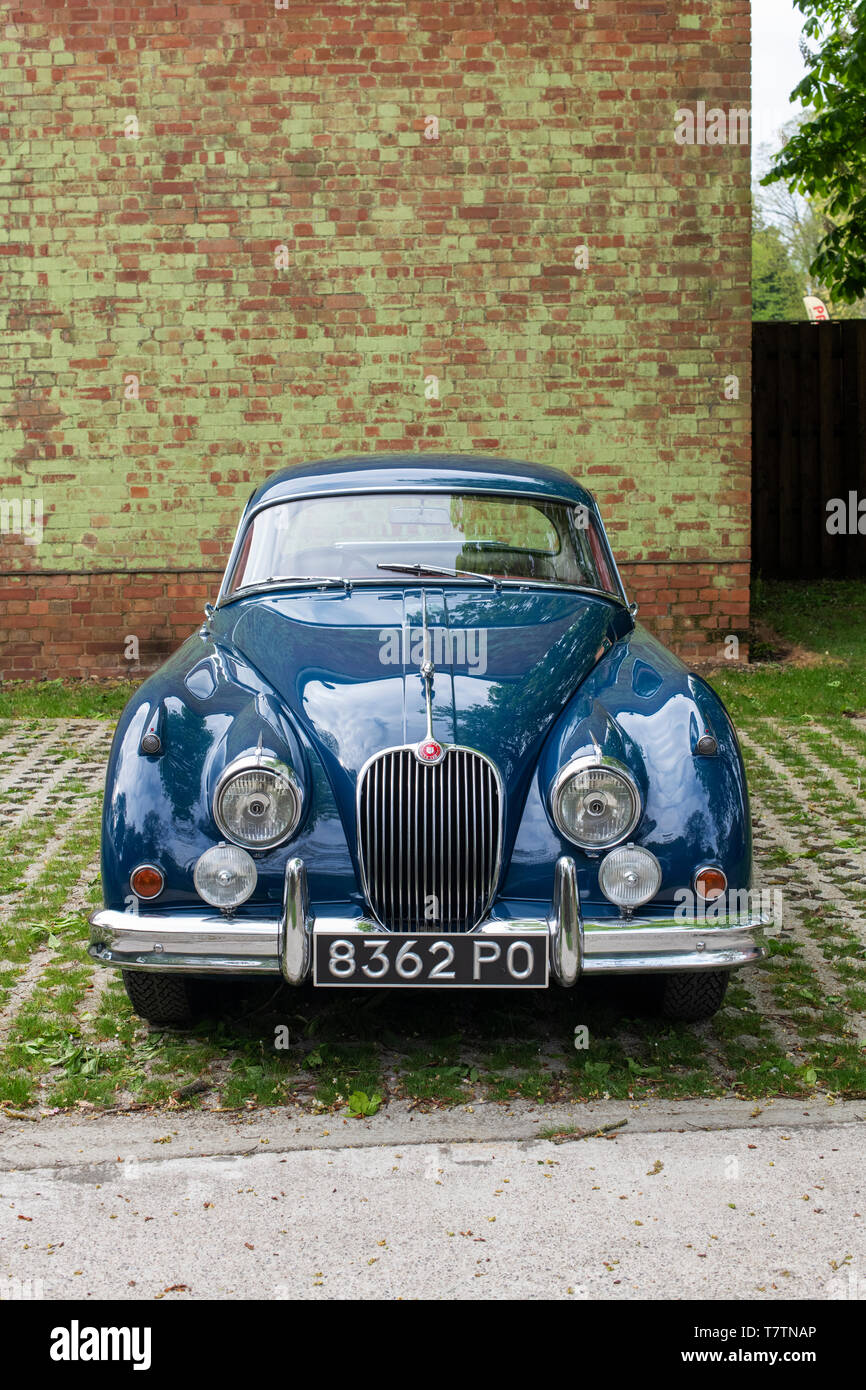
[130,864,165,900]
[694,866,727,901]
[140,704,164,756]
[695,733,718,756]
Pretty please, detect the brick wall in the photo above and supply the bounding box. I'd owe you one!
[0,0,752,679]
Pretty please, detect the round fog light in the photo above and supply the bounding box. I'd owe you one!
[193,844,257,910]
[599,844,662,912]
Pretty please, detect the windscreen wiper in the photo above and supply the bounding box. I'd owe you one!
[227,575,353,600]
[376,561,502,590]
[286,575,353,590]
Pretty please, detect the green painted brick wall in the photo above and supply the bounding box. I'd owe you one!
[0,0,752,675]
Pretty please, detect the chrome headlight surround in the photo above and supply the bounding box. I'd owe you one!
[549,754,642,850]
[213,753,302,851]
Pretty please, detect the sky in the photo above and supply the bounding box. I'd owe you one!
[751,0,809,171]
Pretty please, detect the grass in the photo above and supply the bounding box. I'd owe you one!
[751,578,866,665]
[0,679,135,720]
[709,578,866,722]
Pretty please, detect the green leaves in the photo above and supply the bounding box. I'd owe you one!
[18,1036,102,1077]
[626,1056,662,1079]
[752,221,806,321]
[346,1090,382,1117]
[762,2,866,302]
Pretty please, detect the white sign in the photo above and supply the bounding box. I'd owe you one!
[804,295,829,323]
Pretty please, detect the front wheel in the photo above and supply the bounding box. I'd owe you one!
[660,970,730,1022]
[122,970,197,1025]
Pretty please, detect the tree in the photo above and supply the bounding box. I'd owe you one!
[755,122,866,317]
[752,207,807,321]
[761,1,866,303]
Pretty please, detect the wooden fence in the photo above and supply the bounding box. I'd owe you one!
[752,320,866,578]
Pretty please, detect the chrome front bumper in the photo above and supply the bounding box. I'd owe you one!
[88,857,769,986]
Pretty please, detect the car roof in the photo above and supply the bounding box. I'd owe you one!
[247,453,597,513]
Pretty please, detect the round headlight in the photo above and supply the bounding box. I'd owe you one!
[214,757,302,850]
[550,757,641,848]
[598,844,662,911]
[194,844,257,909]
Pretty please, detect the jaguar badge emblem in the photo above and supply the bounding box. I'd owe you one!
[416,737,445,764]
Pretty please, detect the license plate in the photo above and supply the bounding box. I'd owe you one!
[313,932,549,988]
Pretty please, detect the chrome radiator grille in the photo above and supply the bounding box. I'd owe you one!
[357,746,502,933]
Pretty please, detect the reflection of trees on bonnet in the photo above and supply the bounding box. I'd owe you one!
[112,790,184,881]
[691,749,740,844]
[158,705,216,825]
[455,603,616,776]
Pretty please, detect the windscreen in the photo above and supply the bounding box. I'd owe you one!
[226,492,618,595]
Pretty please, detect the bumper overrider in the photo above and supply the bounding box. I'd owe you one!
[88,857,768,986]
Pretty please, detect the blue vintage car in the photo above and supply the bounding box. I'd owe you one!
[89,454,767,1024]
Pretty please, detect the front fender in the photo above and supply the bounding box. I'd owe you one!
[504,626,752,905]
[99,636,357,911]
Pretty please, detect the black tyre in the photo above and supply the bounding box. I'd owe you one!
[660,970,730,1022]
[122,970,196,1025]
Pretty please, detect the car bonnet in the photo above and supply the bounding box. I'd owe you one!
[226,584,626,799]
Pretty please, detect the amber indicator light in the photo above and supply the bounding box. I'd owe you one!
[695,867,727,901]
[130,866,164,899]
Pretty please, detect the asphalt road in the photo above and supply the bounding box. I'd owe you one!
[1,1099,864,1301]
